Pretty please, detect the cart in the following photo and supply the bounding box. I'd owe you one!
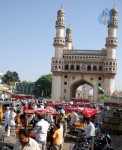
[24,108,59,150]
[67,108,101,136]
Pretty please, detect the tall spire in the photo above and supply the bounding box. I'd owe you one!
[65,25,73,49]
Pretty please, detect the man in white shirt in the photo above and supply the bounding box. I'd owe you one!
[71,111,79,124]
[3,107,10,136]
[84,117,95,139]
[14,129,40,150]
[33,115,49,150]
[83,117,95,150]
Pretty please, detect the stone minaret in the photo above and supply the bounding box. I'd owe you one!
[65,26,73,49]
[104,6,118,93]
[51,7,65,101]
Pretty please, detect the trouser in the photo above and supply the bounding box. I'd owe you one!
[10,126,16,135]
[38,141,46,150]
[5,124,10,136]
[52,144,60,150]
[60,138,64,150]
[60,143,63,150]
[86,137,94,150]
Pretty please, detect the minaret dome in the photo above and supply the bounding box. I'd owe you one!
[110,7,118,14]
[57,7,65,15]
[66,27,72,34]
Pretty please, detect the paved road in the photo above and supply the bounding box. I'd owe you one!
[0,122,122,150]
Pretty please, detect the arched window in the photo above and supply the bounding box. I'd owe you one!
[65,65,69,70]
[99,66,103,71]
[64,82,67,85]
[87,66,91,71]
[71,65,74,70]
[82,65,85,69]
[76,65,80,70]
[109,62,112,65]
[93,66,97,71]
[98,83,101,87]
[98,77,102,80]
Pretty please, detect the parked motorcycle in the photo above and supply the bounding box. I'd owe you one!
[73,133,114,150]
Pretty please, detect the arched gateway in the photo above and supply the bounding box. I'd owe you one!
[51,7,118,102]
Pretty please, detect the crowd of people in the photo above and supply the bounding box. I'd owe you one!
[0,98,103,150]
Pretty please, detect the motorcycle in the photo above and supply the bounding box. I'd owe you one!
[73,134,114,150]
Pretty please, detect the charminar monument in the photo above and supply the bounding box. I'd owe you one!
[51,6,118,102]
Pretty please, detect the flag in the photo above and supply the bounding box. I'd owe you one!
[97,85,105,94]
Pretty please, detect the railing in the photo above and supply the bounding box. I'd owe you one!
[63,49,107,55]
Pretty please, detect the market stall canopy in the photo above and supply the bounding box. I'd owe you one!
[71,103,92,107]
[45,102,70,107]
[25,108,58,115]
[77,108,100,118]
[11,94,33,99]
[64,107,77,112]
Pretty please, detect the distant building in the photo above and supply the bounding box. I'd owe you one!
[16,82,35,95]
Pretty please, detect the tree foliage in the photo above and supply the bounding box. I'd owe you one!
[2,71,20,85]
[34,74,52,98]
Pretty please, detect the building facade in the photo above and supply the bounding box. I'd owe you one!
[16,82,34,95]
[51,7,118,102]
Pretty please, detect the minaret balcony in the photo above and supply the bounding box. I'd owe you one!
[65,38,72,42]
[53,37,65,46]
[55,21,65,28]
[108,21,118,28]
[105,37,118,47]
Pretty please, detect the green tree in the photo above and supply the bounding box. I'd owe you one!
[21,81,30,85]
[34,74,52,97]
[2,71,20,85]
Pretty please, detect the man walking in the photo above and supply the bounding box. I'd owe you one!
[33,115,49,150]
[58,113,67,150]
[14,129,40,150]
[3,107,10,137]
[52,123,62,150]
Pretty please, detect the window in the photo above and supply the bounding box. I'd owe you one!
[93,66,97,71]
[87,66,91,71]
[64,75,67,78]
[64,82,67,85]
[76,65,80,70]
[71,65,74,70]
[98,77,102,80]
[98,83,101,87]
[99,66,103,71]
[65,65,69,70]
[64,89,66,93]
